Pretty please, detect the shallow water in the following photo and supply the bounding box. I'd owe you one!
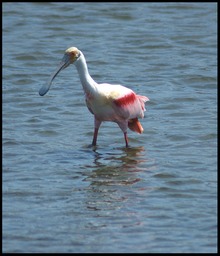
[3,2,217,253]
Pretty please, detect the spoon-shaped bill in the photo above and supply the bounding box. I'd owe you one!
[39,61,66,96]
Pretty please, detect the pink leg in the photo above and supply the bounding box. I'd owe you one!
[124,132,129,148]
[92,128,99,146]
[117,121,129,148]
[92,118,101,146]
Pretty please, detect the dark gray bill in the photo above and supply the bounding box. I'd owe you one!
[39,61,66,96]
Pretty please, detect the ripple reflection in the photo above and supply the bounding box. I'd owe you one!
[82,146,149,212]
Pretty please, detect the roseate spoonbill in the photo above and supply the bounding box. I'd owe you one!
[39,47,149,147]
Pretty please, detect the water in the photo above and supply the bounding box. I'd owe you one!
[3,2,217,253]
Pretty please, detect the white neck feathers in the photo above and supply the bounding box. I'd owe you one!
[74,52,97,92]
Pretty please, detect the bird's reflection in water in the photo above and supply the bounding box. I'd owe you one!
[83,146,148,212]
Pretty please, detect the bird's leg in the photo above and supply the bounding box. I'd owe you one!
[117,121,129,148]
[124,132,129,148]
[92,118,101,146]
[92,128,99,146]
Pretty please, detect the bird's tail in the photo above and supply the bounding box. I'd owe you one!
[128,118,144,134]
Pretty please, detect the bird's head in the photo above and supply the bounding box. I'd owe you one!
[39,47,81,96]
[62,47,81,67]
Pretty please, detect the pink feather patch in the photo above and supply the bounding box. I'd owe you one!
[114,92,136,107]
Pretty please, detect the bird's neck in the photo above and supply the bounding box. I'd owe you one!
[74,53,97,93]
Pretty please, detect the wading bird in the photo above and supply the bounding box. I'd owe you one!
[39,47,149,147]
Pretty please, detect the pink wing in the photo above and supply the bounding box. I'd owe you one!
[113,91,149,120]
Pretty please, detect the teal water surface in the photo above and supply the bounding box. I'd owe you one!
[3,2,217,253]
